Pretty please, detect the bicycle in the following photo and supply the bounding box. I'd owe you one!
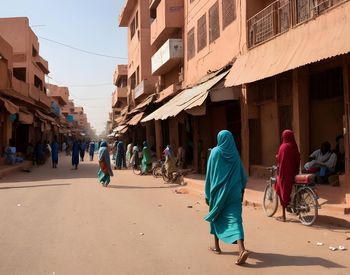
[263,166,320,226]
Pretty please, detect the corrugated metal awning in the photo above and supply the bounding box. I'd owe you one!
[142,71,229,122]
[0,97,19,114]
[225,2,350,86]
[127,112,144,126]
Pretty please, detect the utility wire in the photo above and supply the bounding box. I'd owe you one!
[38,36,128,60]
[46,75,113,88]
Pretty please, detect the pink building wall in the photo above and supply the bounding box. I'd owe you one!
[184,0,241,86]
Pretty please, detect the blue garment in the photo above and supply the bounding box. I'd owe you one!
[72,142,80,166]
[80,142,86,160]
[205,130,247,244]
[116,141,125,168]
[89,142,95,155]
[51,142,59,163]
[98,141,113,185]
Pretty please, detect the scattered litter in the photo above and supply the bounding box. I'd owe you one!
[17,204,21,207]
[307,240,311,243]
[346,233,350,240]
[158,204,162,207]
[316,242,324,246]
[195,202,200,205]
[187,205,193,208]
[139,233,144,236]
[339,246,346,251]
[329,246,337,251]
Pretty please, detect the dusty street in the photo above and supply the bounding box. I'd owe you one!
[0,155,349,275]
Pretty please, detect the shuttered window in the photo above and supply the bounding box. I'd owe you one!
[209,1,220,43]
[187,27,196,60]
[222,0,236,29]
[197,14,207,52]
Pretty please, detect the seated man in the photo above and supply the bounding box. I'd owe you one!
[5,146,16,165]
[304,141,337,181]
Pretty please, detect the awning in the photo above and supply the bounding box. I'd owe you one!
[113,125,127,133]
[128,94,155,115]
[0,97,19,114]
[18,111,34,124]
[225,2,350,86]
[127,112,144,126]
[120,126,128,134]
[142,71,229,122]
[36,110,56,123]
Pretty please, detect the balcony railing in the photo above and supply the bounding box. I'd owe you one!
[248,0,348,48]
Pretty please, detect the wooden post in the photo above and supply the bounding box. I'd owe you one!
[155,120,163,160]
[292,67,310,168]
[342,55,350,204]
[192,116,200,173]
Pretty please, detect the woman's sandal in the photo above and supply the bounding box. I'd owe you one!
[208,247,222,255]
[276,216,286,222]
[235,250,250,265]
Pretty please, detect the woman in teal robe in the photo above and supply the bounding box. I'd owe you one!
[205,130,250,265]
[141,141,152,175]
[98,141,113,187]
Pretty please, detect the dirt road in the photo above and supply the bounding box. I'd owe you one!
[0,155,349,275]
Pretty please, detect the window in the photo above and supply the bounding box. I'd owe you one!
[222,0,236,29]
[187,27,196,60]
[130,13,138,40]
[197,14,207,52]
[136,66,140,85]
[13,68,26,82]
[209,1,220,43]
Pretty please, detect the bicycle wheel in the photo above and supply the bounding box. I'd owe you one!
[297,188,318,226]
[262,184,279,217]
[152,166,162,178]
[162,168,172,183]
[133,165,142,176]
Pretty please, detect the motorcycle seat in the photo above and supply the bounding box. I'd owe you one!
[295,174,315,185]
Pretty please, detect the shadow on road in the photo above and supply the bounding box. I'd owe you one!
[245,252,345,269]
[108,184,178,190]
[0,183,71,190]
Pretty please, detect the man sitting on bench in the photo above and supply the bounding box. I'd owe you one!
[304,141,337,183]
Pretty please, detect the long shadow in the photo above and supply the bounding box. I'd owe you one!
[245,252,345,269]
[0,183,71,190]
[0,162,101,183]
[286,215,350,230]
[107,184,178,190]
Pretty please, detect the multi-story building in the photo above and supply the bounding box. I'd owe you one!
[0,17,55,152]
[112,64,128,126]
[119,0,158,107]
[224,0,350,209]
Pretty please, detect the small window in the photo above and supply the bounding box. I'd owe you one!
[209,1,220,43]
[222,0,236,29]
[187,27,196,60]
[197,14,207,52]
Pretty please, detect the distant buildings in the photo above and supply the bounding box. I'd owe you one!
[0,17,93,158]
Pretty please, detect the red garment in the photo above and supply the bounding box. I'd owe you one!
[275,130,300,208]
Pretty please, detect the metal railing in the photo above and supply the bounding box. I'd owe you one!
[248,0,349,48]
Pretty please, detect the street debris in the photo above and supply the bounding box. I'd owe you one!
[346,233,350,240]
[139,233,144,236]
[158,204,162,207]
[338,246,346,251]
[17,204,21,207]
[316,242,324,246]
[187,205,193,208]
[329,246,337,251]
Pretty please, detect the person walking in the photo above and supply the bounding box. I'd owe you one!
[141,141,152,175]
[163,145,176,178]
[80,141,86,161]
[89,141,96,161]
[98,141,113,187]
[125,143,133,168]
[275,130,300,222]
[72,140,80,170]
[51,138,59,168]
[115,141,126,169]
[205,130,249,265]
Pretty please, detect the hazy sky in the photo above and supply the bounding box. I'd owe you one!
[0,0,128,134]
